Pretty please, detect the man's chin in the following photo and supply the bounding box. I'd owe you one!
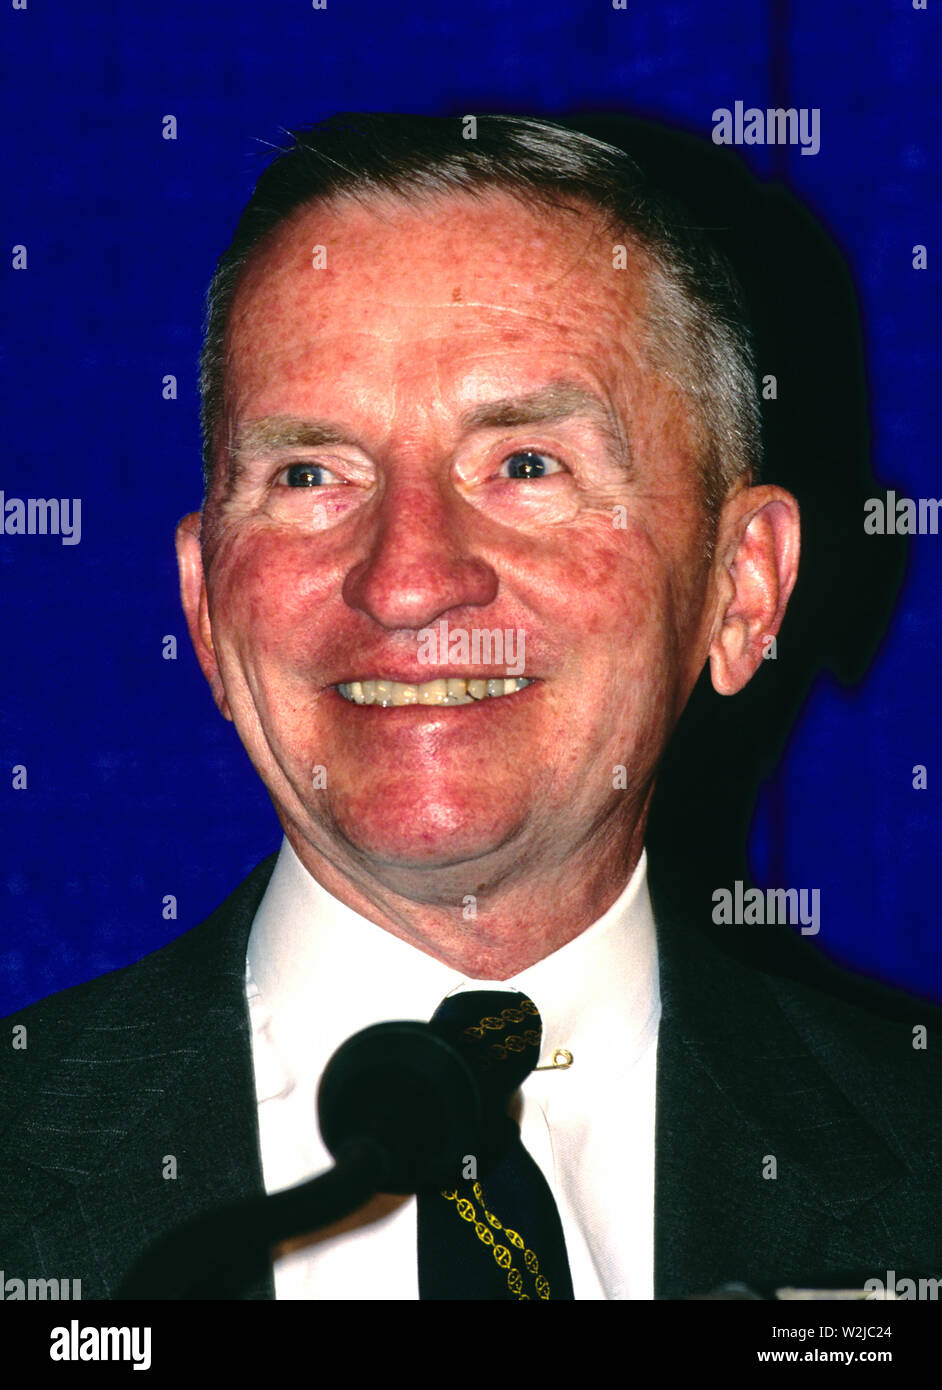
[316,792,527,876]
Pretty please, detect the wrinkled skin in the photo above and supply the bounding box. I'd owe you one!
[177,191,799,977]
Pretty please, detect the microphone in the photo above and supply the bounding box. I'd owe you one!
[316,1019,483,1191]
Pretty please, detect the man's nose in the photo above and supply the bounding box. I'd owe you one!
[342,477,498,630]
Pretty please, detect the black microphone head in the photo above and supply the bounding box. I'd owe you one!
[317,1021,484,1194]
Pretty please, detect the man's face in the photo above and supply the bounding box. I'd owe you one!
[185,192,723,889]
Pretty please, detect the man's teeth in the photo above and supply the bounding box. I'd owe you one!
[337,676,533,706]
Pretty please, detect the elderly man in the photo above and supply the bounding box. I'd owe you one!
[2,115,940,1302]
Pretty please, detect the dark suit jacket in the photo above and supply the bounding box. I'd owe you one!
[2,852,941,1299]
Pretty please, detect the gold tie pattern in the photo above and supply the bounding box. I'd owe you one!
[438,998,551,1300]
[440,1180,552,1300]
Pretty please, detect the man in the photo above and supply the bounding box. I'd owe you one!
[2,114,940,1300]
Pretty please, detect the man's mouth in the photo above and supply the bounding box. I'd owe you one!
[336,676,534,707]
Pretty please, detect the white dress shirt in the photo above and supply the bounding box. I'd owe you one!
[246,837,660,1300]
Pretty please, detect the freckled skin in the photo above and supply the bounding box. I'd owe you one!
[176,191,800,977]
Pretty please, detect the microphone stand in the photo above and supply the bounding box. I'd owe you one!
[118,1137,387,1300]
[118,1017,489,1299]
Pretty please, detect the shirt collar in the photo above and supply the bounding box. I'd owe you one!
[248,837,659,1082]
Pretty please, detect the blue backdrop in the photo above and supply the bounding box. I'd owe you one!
[2,0,939,1013]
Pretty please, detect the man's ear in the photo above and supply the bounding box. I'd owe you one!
[175,512,232,721]
[708,485,801,696]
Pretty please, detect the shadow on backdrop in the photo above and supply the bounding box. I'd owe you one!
[555,114,907,953]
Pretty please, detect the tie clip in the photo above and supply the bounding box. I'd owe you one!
[535,1048,573,1071]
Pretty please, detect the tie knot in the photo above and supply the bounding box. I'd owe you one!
[429,990,543,1095]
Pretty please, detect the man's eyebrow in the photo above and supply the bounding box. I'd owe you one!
[460,382,631,468]
[230,417,354,458]
[226,417,357,488]
[225,382,631,486]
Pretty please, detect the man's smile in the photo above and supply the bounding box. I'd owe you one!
[335,675,534,706]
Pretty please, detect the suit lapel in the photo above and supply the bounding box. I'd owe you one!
[2,856,279,1298]
[651,877,905,1298]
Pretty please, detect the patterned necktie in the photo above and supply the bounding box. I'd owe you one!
[416,990,574,1301]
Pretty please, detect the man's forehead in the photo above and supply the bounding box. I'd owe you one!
[231,186,650,322]
[215,188,671,485]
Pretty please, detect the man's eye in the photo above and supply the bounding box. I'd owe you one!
[498,450,564,480]
[276,462,343,487]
